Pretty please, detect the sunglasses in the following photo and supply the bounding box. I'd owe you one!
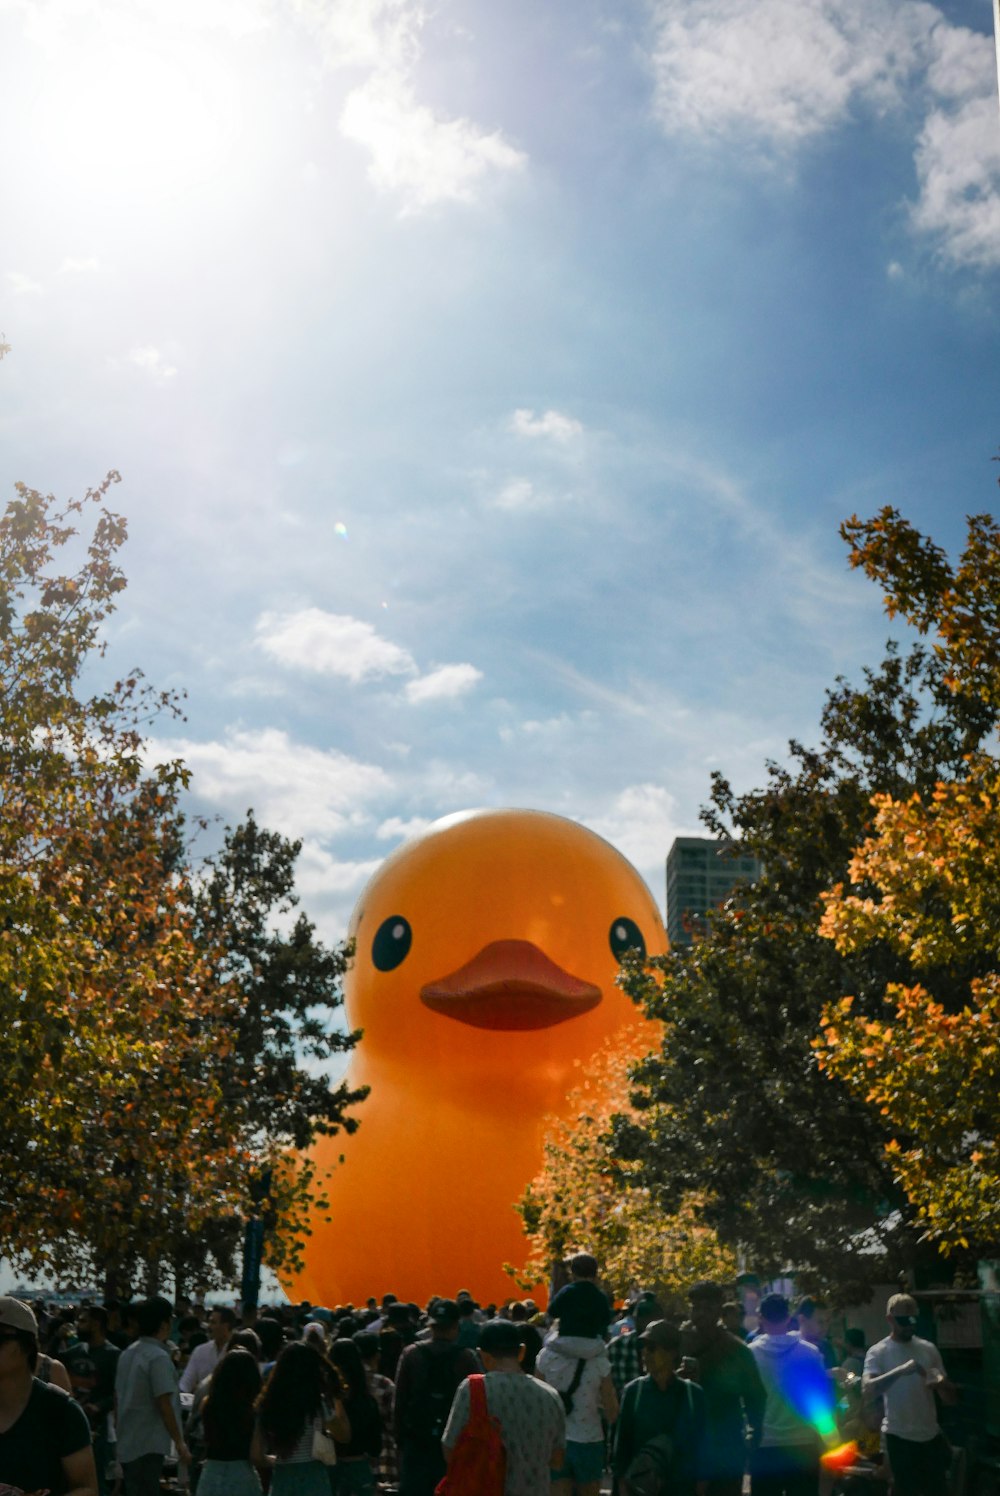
[893,1316,917,1326]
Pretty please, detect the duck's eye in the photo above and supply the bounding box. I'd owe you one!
[372,915,412,972]
[609,917,646,963]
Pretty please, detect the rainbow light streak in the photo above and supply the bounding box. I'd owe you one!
[778,1352,857,1468]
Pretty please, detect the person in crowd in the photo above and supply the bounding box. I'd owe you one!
[394,1300,478,1496]
[114,1296,189,1496]
[258,1318,286,1375]
[749,1293,824,1496]
[63,1306,120,1496]
[199,1348,263,1496]
[547,1255,612,1340]
[442,1318,567,1496]
[182,1308,237,1393]
[455,1298,480,1350]
[681,1280,765,1496]
[795,1299,837,1371]
[353,1332,397,1493]
[612,1320,706,1496]
[862,1293,957,1496]
[519,1322,545,1378]
[327,1340,382,1495]
[537,1320,618,1496]
[0,1295,97,1496]
[608,1296,662,1400]
[253,1342,350,1496]
[840,1329,866,1378]
[721,1302,747,1340]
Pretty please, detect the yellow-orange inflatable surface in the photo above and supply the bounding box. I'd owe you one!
[289,808,665,1308]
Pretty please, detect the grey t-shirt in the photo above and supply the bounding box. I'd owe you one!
[443,1372,565,1496]
[114,1337,181,1462]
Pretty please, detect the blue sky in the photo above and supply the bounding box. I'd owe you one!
[2,0,999,943]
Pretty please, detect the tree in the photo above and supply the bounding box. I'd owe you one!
[511,1031,738,1311]
[614,573,997,1289]
[818,507,1000,1257]
[0,479,361,1292]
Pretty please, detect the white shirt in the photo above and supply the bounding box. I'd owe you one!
[179,1338,222,1394]
[536,1335,611,1444]
[863,1335,945,1442]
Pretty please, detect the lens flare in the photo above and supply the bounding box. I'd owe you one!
[778,1351,855,1466]
[821,1441,859,1472]
[335,523,349,539]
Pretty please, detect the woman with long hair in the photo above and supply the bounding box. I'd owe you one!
[200,1349,264,1496]
[326,1340,382,1496]
[252,1343,350,1496]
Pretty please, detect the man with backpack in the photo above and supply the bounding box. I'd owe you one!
[441,1318,566,1495]
[612,1320,706,1496]
[394,1299,478,1496]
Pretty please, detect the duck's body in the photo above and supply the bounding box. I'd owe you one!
[289,808,665,1307]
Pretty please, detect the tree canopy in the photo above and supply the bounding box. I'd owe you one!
[0,478,361,1292]
[511,1031,737,1310]
[615,501,1000,1293]
[818,507,1000,1258]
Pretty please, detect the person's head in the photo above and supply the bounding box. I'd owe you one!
[329,1338,366,1400]
[568,1252,598,1282]
[381,1293,397,1311]
[257,1317,285,1363]
[457,1299,477,1320]
[209,1306,238,1348]
[229,1329,261,1359]
[386,1302,411,1334]
[887,1293,919,1343]
[518,1323,543,1375]
[687,1281,725,1335]
[0,1296,39,1377]
[633,1295,664,1336]
[721,1302,743,1336]
[353,1331,379,1368]
[303,1321,328,1353]
[796,1297,830,1343]
[136,1296,174,1340]
[256,1342,341,1457]
[508,1301,528,1323]
[639,1320,682,1384]
[478,1319,523,1369]
[428,1299,460,1341]
[844,1327,866,1354]
[758,1294,791,1334]
[204,1348,261,1446]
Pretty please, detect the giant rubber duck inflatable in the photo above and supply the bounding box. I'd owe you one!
[289,808,666,1308]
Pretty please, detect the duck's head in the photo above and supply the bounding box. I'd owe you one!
[345,807,666,1068]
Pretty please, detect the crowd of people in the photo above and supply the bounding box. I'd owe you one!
[0,1253,959,1496]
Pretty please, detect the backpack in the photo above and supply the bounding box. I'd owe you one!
[405,1344,463,1446]
[622,1434,674,1496]
[435,1374,505,1496]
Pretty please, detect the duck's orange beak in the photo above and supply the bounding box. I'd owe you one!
[420,939,601,1031]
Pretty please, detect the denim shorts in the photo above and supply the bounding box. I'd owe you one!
[562,1440,605,1484]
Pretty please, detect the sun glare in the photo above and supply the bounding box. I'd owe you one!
[27,20,249,201]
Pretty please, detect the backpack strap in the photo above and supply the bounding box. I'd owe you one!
[560,1358,587,1414]
[468,1374,487,1420]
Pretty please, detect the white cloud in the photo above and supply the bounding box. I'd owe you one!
[340,69,526,214]
[647,0,933,148]
[645,0,1000,272]
[404,663,483,703]
[5,271,42,295]
[376,814,434,841]
[910,26,1000,271]
[58,257,100,274]
[256,607,415,683]
[509,408,584,442]
[149,726,391,840]
[493,478,539,510]
[586,783,689,891]
[126,345,178,382]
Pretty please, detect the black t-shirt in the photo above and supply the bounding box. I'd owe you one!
[548,1280,612,1338]
[0,1378,92,1496]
